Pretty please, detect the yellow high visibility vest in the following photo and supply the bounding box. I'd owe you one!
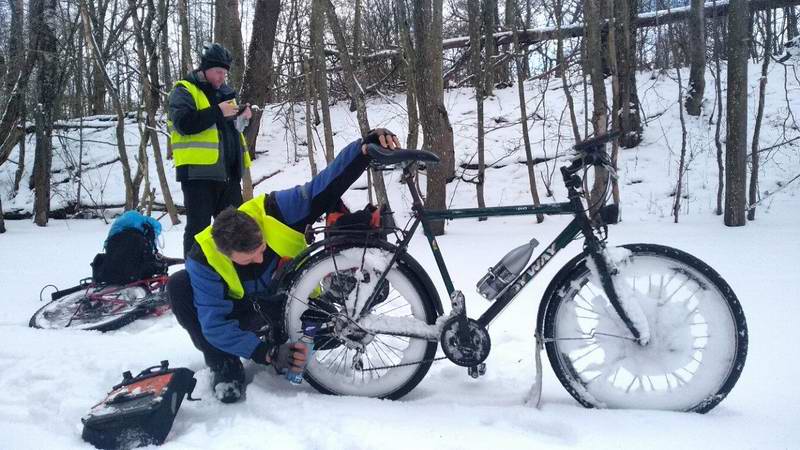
[195,194,306,299]
[168,80,252,168]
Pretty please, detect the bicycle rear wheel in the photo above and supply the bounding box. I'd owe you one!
[285,244,439,400]
[29,285,148,332]
[542,244,747,413]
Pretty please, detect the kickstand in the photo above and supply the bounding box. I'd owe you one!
[525,333,544,409]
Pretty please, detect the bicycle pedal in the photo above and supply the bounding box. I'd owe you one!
[467,363,487,379]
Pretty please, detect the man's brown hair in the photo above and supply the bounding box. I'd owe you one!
[211,207,263,256]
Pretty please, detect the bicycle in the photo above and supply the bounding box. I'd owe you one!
[274,134,747,413]
[29,257,184,332]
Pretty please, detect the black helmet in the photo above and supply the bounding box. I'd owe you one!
[200,43,232,71]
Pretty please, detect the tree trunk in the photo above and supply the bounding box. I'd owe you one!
[325,0,390,208]
[668,10,689,223]
[241,0,281,161]
[482,0,496,97]
[749,9,771,221]
[469,0,487,216]
[724,0,749,226]
[158,0,172,88]
[3,0,24,96]
[32,0,59,226]
[413,0,455,235]
[176,0,192,74]
[303,59,319,177]
[585,0,608,135]
[130,0,180,223]
[614,0,642,148]
[585,0,611,211]
[13,118,25,193]
[311,0,335,163]
[81,0,136,210]
[511,3,544,222]
[0,194,5,233]
[786,6,798,40]
[214,0,245,89]
[555,0,581,142]
[397,0,420,150]
[712,1,724,216]
[686,0,706,116]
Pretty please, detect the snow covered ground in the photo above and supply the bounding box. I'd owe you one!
[1,63,800,449]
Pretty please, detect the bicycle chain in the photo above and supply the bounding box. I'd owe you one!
[357,355,449,372]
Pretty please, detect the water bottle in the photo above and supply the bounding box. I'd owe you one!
[476,238,539,300]
[286,322,318,385]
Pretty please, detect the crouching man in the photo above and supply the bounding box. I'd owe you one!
[167,130,400,402]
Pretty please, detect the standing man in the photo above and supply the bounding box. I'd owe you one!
[168,43,253,256]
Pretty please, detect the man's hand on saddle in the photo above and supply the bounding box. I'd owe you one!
[362,128,400,155]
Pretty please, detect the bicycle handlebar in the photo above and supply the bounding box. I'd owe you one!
[366,144,440,165]
[572,130,620,154]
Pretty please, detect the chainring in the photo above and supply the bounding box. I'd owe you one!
[440,317,491,367]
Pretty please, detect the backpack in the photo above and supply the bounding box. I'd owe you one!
[324,200,392,240]
[81,361,198,449]
[91,212,167,285]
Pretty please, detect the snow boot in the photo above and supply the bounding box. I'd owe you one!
[210,358,245,404]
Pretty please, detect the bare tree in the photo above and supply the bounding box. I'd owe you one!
[0,194,5,233]
[176,0,192,75]
[724,0,749,226]
[3,0,23,96]
[241,0,281,160]
[325,0,390,208]
[80,0,137,210]
[482,0,496,97]
[31,0,59,226]
[0,0,26,168]
[510,1,543,222]
[553,0,581,142]
[129,0,180,223]
[311,0,334,163]
[667,6,689,223]
[712,0,724,215]
[613,0,642,148]
[303,59,319,177]
[469,0,487,215]
[584,0,611,212]
[686,0,706,116]
[786,6,798,41]
[725,0,750,226]
[396,0,419,150]
[749,9,771,221]
[214,0,245,89]
[413,0,455,235]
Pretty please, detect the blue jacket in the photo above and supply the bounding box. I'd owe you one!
[185,139,369,362]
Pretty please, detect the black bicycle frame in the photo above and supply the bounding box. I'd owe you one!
[357,164,603,333]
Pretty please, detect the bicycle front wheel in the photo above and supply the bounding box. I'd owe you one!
[29,285,148,332]
[285,244,438,400]
[542,244,747,413]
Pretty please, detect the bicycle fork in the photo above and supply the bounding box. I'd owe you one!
[589,247,651,346]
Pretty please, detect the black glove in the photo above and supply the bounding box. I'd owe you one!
[270,342,307,374]
[363,128,398,147]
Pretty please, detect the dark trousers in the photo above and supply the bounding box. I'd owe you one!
[181,179,243,257]
[167,269,239,369]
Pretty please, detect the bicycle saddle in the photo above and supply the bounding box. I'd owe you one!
[366,144,441,165]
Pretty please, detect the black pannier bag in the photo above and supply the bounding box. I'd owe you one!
[91,224,167,285]
[81,361,198,450]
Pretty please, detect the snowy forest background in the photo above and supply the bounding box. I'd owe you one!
[1,0,800,448]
